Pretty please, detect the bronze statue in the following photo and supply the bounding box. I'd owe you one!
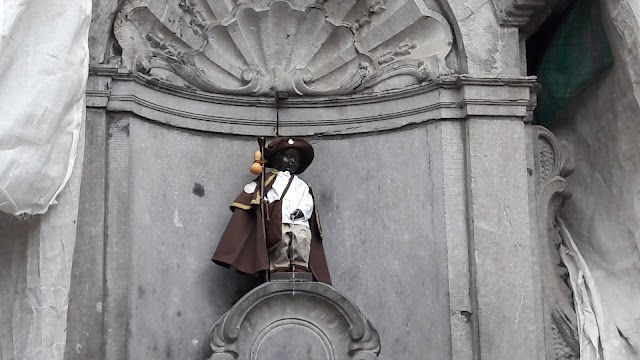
[212,137,331,284]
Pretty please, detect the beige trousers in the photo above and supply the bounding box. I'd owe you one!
[269,223,311,270]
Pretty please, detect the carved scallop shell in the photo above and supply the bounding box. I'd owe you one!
[115,0,454,96]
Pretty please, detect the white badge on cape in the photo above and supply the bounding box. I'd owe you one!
[244,181,257,194]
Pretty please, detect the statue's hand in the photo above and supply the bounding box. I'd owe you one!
[290,209,304,220]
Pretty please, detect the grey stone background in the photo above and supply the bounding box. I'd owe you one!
[118,115,451,359]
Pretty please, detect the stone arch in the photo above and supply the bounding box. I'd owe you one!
[437,0,524,75]
[431,0,469,73]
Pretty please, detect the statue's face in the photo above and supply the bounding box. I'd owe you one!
[272,148,302,173]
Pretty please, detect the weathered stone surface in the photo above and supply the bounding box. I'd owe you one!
[488,0,572,36]
[64,109,108,360]
[102,73,535,136]
[74,64,541,360]
[113,0,455,95]
[89,0,120,64]
[531,125,579,359]
[465,118,543,359]
[208,281,380,360]
[445,0,521,75]
[430,120,475,359]
[95,117,452,359]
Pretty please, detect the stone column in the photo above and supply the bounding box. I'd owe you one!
[64,66,114,360]
[460,79,544,359]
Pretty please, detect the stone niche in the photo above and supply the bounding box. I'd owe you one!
[70,0,540,359]
[102,115,452,359]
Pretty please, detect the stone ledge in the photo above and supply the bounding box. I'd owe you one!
[269,272,314,282]
[490,0,572,37]
[87,70,536,136]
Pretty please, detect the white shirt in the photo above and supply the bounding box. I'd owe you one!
[266,171,313,227]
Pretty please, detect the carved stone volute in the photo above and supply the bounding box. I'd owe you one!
[533,125,579,359]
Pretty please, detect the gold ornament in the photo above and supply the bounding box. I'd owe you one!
[250,150,263,175]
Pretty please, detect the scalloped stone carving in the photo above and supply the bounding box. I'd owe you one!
[114,0,454,96]
[207,281,381,359]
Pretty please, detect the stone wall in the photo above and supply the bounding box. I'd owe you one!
[95,115,452,359]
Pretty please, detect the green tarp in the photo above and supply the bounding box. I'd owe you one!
[535,0,613,126]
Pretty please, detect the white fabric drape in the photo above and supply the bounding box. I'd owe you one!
[0,0,91,215]
[0,1,90,359]
[0,136,84,360]
[558,218,634,359]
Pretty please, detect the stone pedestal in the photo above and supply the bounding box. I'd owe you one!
[208,281,380,360]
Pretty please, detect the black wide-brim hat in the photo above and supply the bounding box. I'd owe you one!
[264,137,314,174]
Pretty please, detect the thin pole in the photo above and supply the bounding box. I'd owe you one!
[257,136,268,282]
[275,95,280,136]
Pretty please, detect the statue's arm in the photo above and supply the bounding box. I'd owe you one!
[291,185,313,220]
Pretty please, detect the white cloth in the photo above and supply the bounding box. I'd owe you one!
[0,123,84,360]
[266,171,313,227]
[0,0,91,215]
[558,218,634,360]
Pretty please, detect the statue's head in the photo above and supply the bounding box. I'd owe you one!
[271,148,302,173]
[264,138,314,174]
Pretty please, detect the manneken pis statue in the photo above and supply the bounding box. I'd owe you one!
[212,137,331,284]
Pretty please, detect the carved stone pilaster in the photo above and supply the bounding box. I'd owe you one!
[533,125,579,360]
[208,281,381,360]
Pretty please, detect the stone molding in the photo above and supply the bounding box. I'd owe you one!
[207,281,381,360]
[492,0,548,27]
[532,125,579,359]
[490,0,571,36]
[114,0,455,96]
[87,66,536,136]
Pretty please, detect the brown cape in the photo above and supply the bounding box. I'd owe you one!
[212,172,331,284]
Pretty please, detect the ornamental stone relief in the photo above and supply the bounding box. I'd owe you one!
[207,282,381,360]
[114,0,455,96]
[533,126,579,359]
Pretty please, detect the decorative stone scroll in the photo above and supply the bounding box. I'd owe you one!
[533,125,579,360]
[114,0,454,96]
[207,281,381,359]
